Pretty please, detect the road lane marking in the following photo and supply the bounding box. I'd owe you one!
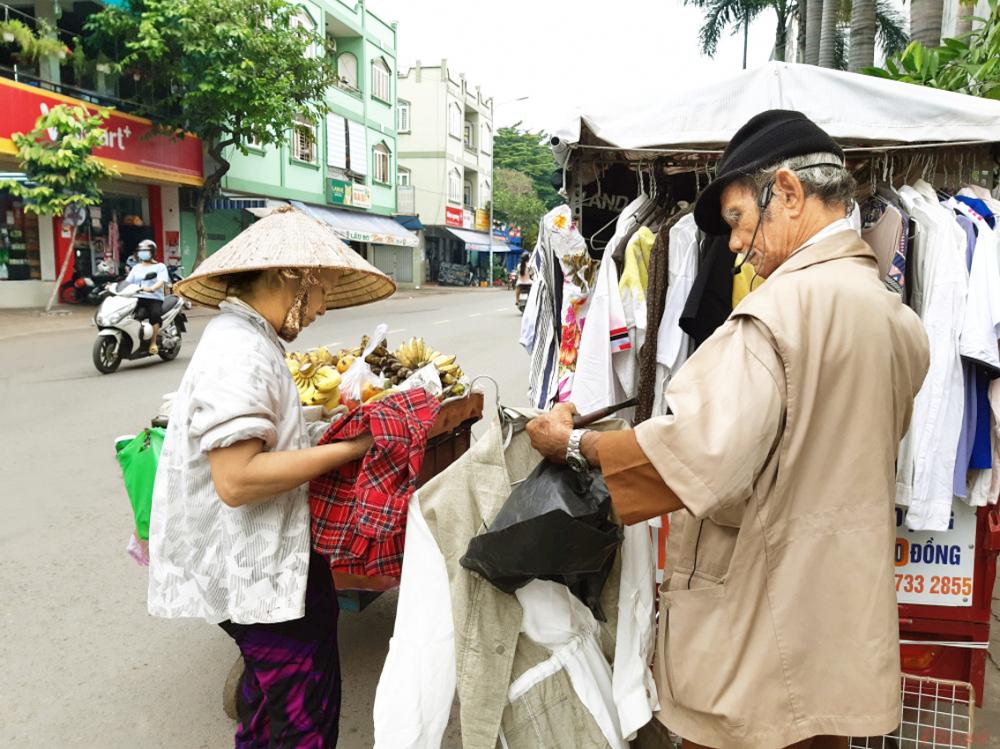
[497,308,508,312]
[434,319,450,324]
[387,328,405,334]
[469,313,482,317]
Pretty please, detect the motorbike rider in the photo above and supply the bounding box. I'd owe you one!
[123,239,170,355]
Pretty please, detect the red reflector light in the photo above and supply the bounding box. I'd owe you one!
[900,644,942,670]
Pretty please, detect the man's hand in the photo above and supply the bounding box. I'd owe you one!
[526,403,577,463]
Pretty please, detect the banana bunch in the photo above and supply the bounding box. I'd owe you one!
[396,338,462,376]
[286,352,342,410]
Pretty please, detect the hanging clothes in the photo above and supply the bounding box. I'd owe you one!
[860,198,903,282]
[635,208,695,424]
[679,234,734,348]
[896,182,969,531]
[372,415,657,749]
[611,228,655,402]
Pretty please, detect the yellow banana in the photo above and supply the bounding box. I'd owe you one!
[315,372,341,392]
[433,354,456,368]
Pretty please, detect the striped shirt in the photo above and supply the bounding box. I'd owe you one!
[147,299,312,625]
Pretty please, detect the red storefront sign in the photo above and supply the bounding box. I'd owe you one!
[445,206,463,227]
[0,78,203,186]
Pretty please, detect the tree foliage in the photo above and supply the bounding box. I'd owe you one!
[85,0,338,266]
[0,104,117,214]
[863,0,1000,98]
[0,104,118,310]
[492,168,546,249]
[493,124,561,211]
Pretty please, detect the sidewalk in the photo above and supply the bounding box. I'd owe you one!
[0,284,507,342]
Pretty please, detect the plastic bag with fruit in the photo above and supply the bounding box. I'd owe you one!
[341,323,389,409]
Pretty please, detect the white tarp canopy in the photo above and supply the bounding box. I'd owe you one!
[552,61,1000,164]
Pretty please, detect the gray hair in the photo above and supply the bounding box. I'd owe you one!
[740,152,856,215]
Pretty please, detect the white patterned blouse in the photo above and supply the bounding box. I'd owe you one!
[147,298,313,625]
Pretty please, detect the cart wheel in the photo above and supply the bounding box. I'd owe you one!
[222,654,245,720]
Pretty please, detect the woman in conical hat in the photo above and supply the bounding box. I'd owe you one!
[148,206,395,746]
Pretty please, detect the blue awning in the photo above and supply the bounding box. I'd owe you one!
[394,215,425,231]
[446,227,508,252]
[291,201,419,248]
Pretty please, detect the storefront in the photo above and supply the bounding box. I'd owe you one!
[0,78,203,307]
[288,201,420,286]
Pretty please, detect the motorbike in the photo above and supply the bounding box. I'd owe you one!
[60,260,121,305]
[515,280,533,314]
[92,271,190,374]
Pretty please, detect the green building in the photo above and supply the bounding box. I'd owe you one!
[180,0,420,285]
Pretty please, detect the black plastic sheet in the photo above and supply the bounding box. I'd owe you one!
[459,460,623,621]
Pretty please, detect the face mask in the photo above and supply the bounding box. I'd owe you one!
[138,251,152,262]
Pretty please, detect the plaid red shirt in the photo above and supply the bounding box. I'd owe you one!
[309,389,440,577]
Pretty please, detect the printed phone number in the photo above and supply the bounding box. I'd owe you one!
[895,574,972,596]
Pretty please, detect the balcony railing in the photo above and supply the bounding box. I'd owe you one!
[464,141,477,154]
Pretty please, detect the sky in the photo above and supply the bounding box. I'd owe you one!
[367,0,779,135]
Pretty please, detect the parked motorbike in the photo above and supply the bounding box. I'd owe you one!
[60,260,121,305]
[515,280,533,314]
[92,272,190,374]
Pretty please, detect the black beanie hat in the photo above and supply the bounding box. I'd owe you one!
[693,110,844,235]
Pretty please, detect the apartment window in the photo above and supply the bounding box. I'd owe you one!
[397,168,410,186]
[464,180,472,207]
[290,10,316,59]
[373,143,390,184]
[372,59,390,103]
[481,123,492,153]
[448,169,461,203]
[291,117,317,164]
[397,101,410,132]
[245,133,263,150]
[338,53,358,90]
[448,103,462,138]
[463,122,473,148]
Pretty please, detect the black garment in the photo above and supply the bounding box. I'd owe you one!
[135,297,163,326]
[679,234,735,349]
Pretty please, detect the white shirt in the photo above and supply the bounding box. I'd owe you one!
[896,183,968,531]
[147,299,313,624]
[373,493,657,747]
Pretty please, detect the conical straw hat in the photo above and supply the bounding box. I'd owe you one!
[175,206,396,310]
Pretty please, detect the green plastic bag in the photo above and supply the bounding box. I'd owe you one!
[115,428,165,541]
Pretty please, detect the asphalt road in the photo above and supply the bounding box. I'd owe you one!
[0,286,526,749]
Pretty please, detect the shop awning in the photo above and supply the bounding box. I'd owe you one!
[292,201,418,248]
[394,215,425,231]
[446,227,508,252]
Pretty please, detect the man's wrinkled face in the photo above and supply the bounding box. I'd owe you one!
[719,180,794,279]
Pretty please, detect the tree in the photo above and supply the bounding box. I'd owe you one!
[493,124,562,211]
[684,0,790,63]
[0,104,118,311]
[849,0,877,70]
[492,168,547,250]
[864,0,1000,98]
[85,0,337,268]
[806,0,825,63]
[911,0,946,47]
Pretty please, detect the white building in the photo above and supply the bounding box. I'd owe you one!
[397,59,506,284]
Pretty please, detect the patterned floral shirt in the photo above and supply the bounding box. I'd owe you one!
[147,299,313,625]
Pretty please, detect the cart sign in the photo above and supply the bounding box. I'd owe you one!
[895,502,976,607]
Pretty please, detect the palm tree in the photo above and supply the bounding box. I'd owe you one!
[687,0,907,70]
[806,0,825,62]
[911,0,945,46]
[819,0,841,66]
[849,0,876,70]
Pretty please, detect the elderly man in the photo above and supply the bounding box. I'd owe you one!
[528,110,930,749]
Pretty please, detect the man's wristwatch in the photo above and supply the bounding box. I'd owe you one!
[566,429,592,473]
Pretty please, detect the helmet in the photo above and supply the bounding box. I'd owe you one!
[138,239,157,252]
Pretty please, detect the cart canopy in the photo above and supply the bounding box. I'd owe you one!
[551,61,1000,165]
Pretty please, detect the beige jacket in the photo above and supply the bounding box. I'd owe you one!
[418,415,629,749]
[624,231,929,747]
